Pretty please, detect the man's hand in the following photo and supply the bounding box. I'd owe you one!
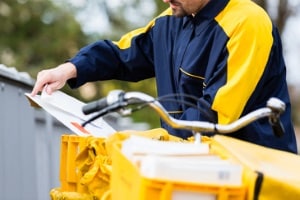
[30,62,77,96]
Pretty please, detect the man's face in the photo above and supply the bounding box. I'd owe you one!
[163,0,210,17]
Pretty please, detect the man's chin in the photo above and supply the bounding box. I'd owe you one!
[171,9,186,17]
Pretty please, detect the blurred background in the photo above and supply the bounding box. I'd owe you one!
[0,1,299,199]
[1,0,300,128]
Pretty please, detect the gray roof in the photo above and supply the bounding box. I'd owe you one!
[0,64,35,86]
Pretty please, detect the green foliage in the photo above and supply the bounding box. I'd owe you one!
[0,0,88,76]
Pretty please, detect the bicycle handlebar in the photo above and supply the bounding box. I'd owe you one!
[82,90,125,115]
[82,90,285,137]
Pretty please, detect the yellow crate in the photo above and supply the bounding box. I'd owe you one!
[57,128,182,193]
[59,134,88,193]
[50,135,90,200]
[52,134,113,200]
[111,143,246,200]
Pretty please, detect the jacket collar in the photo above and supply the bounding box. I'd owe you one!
[183,0,229,28]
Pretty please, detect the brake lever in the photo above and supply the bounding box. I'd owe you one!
[266,97,286,137]
[269,117,285,137]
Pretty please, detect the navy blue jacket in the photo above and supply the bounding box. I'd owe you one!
[68,0,297,153]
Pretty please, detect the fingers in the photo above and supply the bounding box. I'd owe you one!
[42,84,56,96]
[30,85,43,97]
[44,84,53,95]
[31,70,49,96]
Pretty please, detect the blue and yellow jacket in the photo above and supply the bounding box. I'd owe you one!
[69,0,297,153]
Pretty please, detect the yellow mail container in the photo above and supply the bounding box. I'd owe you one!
[59,134,88,192]
[51,129,175,200]
[51,130,300,200]
[51,134,110,200]
[111,142,246,200]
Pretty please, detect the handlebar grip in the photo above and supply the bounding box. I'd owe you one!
[82,97,108,115]
[270,120,285,137]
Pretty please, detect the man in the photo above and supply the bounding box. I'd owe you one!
[31,0,298,153]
